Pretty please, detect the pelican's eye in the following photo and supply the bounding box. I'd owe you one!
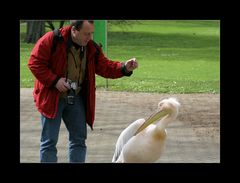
[158,103,163,108]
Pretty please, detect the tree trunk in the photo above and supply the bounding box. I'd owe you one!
[59,21,65,28]
[25,21,45,43]
[46,20,65,30]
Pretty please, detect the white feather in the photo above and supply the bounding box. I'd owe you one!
[112,118,145,162]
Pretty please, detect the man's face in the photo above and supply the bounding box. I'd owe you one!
[72,21,94,46]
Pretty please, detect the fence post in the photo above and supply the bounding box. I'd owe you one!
[93,20,108,89]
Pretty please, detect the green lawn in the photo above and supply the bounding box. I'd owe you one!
[20,20,220,93]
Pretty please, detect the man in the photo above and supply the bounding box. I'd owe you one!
[28,20,138,163]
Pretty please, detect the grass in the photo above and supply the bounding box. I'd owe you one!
[20,20,220,93]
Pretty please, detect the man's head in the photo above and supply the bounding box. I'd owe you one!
[70,20,94,46]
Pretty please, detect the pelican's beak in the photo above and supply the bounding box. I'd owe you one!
[134,108,168,135]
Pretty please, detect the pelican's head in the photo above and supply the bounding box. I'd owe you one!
[134,97,181,135]
[158,97,180,116]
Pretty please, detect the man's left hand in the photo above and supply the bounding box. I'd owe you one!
[125,58,138,72]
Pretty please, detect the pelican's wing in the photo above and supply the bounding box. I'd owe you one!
[112,118,145,162]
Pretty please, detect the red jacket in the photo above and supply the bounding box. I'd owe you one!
[28,26,132,129]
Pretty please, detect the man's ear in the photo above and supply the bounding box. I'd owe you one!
[71,26,77,36]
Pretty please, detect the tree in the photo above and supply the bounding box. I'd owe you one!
[45,21,65,30]
[25,21,45,43]
[25,20,65,43]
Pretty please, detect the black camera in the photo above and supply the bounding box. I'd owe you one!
[67,89,75,105]
[66,79,77,105]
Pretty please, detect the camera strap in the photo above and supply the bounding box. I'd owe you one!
[65,34,73,82]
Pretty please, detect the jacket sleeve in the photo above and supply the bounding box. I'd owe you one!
[28,31,58,87]
[95,45,133,78]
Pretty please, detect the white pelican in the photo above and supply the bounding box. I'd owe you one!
[112,97,180,163]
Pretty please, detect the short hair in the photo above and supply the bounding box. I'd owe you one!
[70,20,94,30]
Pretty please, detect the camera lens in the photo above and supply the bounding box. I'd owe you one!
[67,89,75,105]
[67,95,74,105]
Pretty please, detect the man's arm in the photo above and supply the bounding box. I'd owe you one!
[95,45,138,78]
[28,32,58,87]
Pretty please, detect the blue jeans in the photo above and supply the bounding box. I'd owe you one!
[40,95,87,163]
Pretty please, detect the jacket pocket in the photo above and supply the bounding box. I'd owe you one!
[34,88,40,94]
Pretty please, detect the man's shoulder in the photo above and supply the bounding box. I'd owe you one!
[87,40,97,50]
[59,26,71,39]
[88,40,102,52]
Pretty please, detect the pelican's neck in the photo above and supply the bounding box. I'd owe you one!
[156,110,177,131]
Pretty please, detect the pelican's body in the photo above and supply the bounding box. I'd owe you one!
[112,97,180,163]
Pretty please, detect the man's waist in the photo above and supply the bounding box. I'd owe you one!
[60,87,83,98]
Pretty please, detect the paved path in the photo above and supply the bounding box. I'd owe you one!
[20,88,220,163]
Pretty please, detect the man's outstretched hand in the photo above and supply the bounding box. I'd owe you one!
[125,58,138,72]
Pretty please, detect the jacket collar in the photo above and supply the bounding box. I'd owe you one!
[60,26,97,58]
